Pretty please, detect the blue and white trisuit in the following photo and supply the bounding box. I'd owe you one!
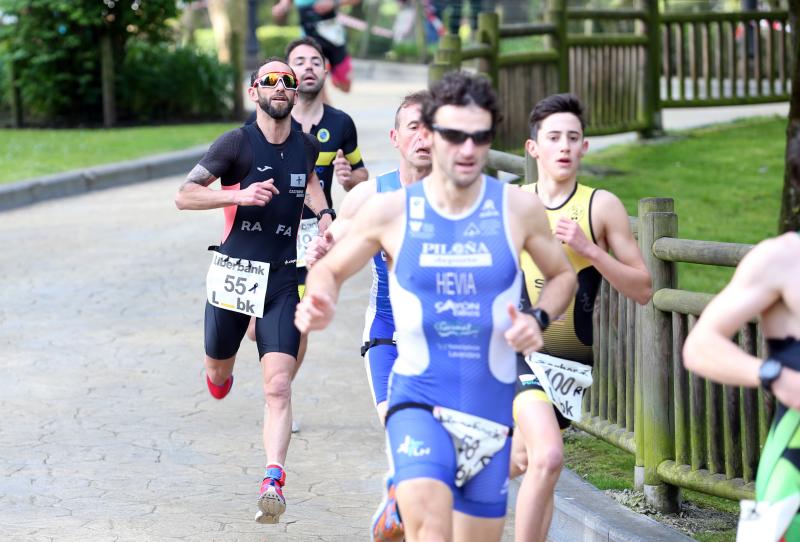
[384,175,522,518]
[362,169,403,406]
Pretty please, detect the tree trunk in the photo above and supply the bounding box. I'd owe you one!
[208,0,246,119]
[778,0,800,233]
[179,3,197,47]
[100,31,116,127]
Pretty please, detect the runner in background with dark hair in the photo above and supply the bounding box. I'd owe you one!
[510,93,651,542]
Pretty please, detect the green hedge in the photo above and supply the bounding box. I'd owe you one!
[117,43,233,122]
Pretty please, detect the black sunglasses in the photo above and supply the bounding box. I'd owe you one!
[253,71,298,90]
[432,124,494,145]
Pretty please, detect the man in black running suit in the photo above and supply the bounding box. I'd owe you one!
[174,57,333,524]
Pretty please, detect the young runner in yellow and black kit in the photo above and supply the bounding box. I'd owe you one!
[510,94,652,542]
[684,230,800,542]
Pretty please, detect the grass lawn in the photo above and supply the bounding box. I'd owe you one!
[561,115,790,541]
[564,430,739,541]
[0,123,237,185]
[580,115,787,293]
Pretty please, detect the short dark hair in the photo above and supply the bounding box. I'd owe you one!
[250,57,294,86]
[394,90,430,129]
[528,93,586,140]
[421,71,501,131]
[285,37,326,63]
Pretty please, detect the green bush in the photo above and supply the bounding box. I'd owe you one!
[117,43,233,122]
[257,25,303,58]
[0,0,178,123]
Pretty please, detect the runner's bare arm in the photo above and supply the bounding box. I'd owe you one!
[328,177,377,239]
[572,190,651,304]
[347,166,370,190]
[296,192,398,331]
[175,164,279,210]
[305,178,377,267]
[513,187,576,321]
[683,239,784,387]
[304,171,334,233]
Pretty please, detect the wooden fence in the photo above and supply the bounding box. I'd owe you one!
[430,5,793,146]
[486,152,773,511]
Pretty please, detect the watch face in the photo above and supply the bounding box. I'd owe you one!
[761,359,782,381]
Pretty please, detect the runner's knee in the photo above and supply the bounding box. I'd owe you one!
[529,444,563,479]
[263,371,292,404]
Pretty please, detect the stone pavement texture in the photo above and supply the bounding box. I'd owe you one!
[1,59,782,541]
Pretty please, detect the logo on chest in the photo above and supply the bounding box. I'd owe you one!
[316,128,331,143]
[419,241,493,268]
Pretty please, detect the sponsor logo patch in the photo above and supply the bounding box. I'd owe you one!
[397,435,431,457]
[434,299,480,318]
[290,173,307,188]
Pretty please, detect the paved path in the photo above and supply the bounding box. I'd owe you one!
[1,62,788,541]
[0,66,520,541]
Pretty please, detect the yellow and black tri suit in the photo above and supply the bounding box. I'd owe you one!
[514,182,601,429]
[291,104,364,289]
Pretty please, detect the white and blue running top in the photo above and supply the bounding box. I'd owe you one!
[366,169,402,322]
[388,175,522,427]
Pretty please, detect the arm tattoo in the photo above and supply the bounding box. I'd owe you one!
[304,191,322,214]
[180,164,217,190]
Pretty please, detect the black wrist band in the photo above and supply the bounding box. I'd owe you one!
[317,208,336,221]
[523,307,550,332]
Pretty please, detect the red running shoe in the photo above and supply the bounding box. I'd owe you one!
[206,374,233,400]
[255,465,286,524]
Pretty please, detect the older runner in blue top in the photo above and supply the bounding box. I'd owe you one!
[296,72,575,542]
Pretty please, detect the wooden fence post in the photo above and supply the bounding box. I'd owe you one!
[477,11,499,88]
[551,0,570,93]
[524,151,538,184]
[429,34,461,84]
[414,0,428,64]
[641,0,663,137]
[637,197,679,512]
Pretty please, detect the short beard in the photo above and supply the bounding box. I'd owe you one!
[258,96,293,120]
[298,79,324,101]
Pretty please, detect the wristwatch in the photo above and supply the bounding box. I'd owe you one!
[317,208,336,221]
[759,358,783,391]
[525,307,550,332]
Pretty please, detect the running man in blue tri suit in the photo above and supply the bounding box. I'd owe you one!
[295,71,576,542]
[683,231,800,542]
[305,90,432,541]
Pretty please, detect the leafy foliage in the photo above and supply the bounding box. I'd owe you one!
[118,42,233,122]
[0,0,228,123]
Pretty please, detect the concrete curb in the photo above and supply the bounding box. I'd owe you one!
[0,144,208,212]
[542,469,694,541]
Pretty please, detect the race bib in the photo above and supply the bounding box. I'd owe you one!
[433,406,511,488]
[315,18,346,46]
[737,495,800,542]
[296,217,319,268]
[524,353,593,422]
[206,251,269,317]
